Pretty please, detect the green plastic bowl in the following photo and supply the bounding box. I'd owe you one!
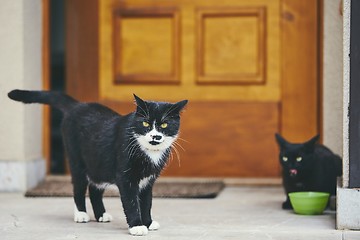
[288,192,330,215]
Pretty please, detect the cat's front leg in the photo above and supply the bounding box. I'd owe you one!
[139,186,160,231]
[282,196,293,209]
[117,181,148,236]
[88,185,113,222]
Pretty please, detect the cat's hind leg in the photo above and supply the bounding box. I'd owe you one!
[89,184,113,222]
[63,130,90,222]
[72,173,90,222]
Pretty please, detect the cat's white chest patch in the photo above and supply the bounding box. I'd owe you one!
[145,150,165,166]
[139,175,155,191]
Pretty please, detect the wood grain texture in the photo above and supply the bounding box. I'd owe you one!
[65,0,99,102]
[113,8,180,84]
[197,7,266,84]
[99,0,280,102]
[281,0,320,142]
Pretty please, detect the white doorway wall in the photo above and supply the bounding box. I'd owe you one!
[0,0,45,191]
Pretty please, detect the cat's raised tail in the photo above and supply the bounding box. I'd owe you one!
[8,89,78,113]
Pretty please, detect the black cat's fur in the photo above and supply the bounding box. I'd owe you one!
[275,134,342,210]
[8,89,188,236]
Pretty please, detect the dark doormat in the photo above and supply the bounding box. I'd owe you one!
[25,176,225,199]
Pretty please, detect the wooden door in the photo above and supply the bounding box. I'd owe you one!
[66,0,320,177]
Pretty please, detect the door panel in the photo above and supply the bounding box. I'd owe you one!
[197,7,266,84]
[163,102,280,177]
[99,0,280,102]
[66,0,319,177]
[113,8,180,84]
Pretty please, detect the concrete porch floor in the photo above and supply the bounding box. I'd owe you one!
[1,186,359,240]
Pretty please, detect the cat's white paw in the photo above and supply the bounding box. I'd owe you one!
[74,211,90,223]
[129,225,148,236]
[148,220,160,231]
[98,212,113,222]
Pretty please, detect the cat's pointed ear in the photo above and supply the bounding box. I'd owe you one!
[133,94,145,106]
[275,133,289,149]
[165,100,188,118]
[304,134,319,150]
[133,94,148,116]
[173,100,188,113]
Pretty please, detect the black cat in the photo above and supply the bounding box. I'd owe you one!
[8,89,188,236]
[275,134,342,209]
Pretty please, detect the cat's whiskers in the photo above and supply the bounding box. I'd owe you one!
[125,135,142,159]
[124,128,136,139]
[172,140,185,152]
[168,149,174,164]
[124,137,138,152]
[169,140,182,167]
[166,149,175,168]
[176,136,189,143]
[127,145,137,159]
[128,142,142,160]
[124,133,137,140]
[172,145,181,167]
[128,146,140,160]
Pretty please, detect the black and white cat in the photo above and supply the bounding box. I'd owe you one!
[275,134,342,209]
[8,89,188,236]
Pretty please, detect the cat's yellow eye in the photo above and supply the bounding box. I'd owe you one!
[161,123,168,129]
[296,157,302,162]
[282,157,288,162]
[142,121,150,127]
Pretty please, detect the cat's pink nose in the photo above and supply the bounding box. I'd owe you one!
[289,169,297,175]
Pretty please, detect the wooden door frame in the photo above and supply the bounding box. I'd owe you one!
[42,0,322,174]
[42,0,51,174]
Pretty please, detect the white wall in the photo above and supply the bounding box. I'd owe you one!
[0,0,45,191]
[323,0,343,156]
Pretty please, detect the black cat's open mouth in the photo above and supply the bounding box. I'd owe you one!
[289,169,298,177]
[149,141,161,146]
